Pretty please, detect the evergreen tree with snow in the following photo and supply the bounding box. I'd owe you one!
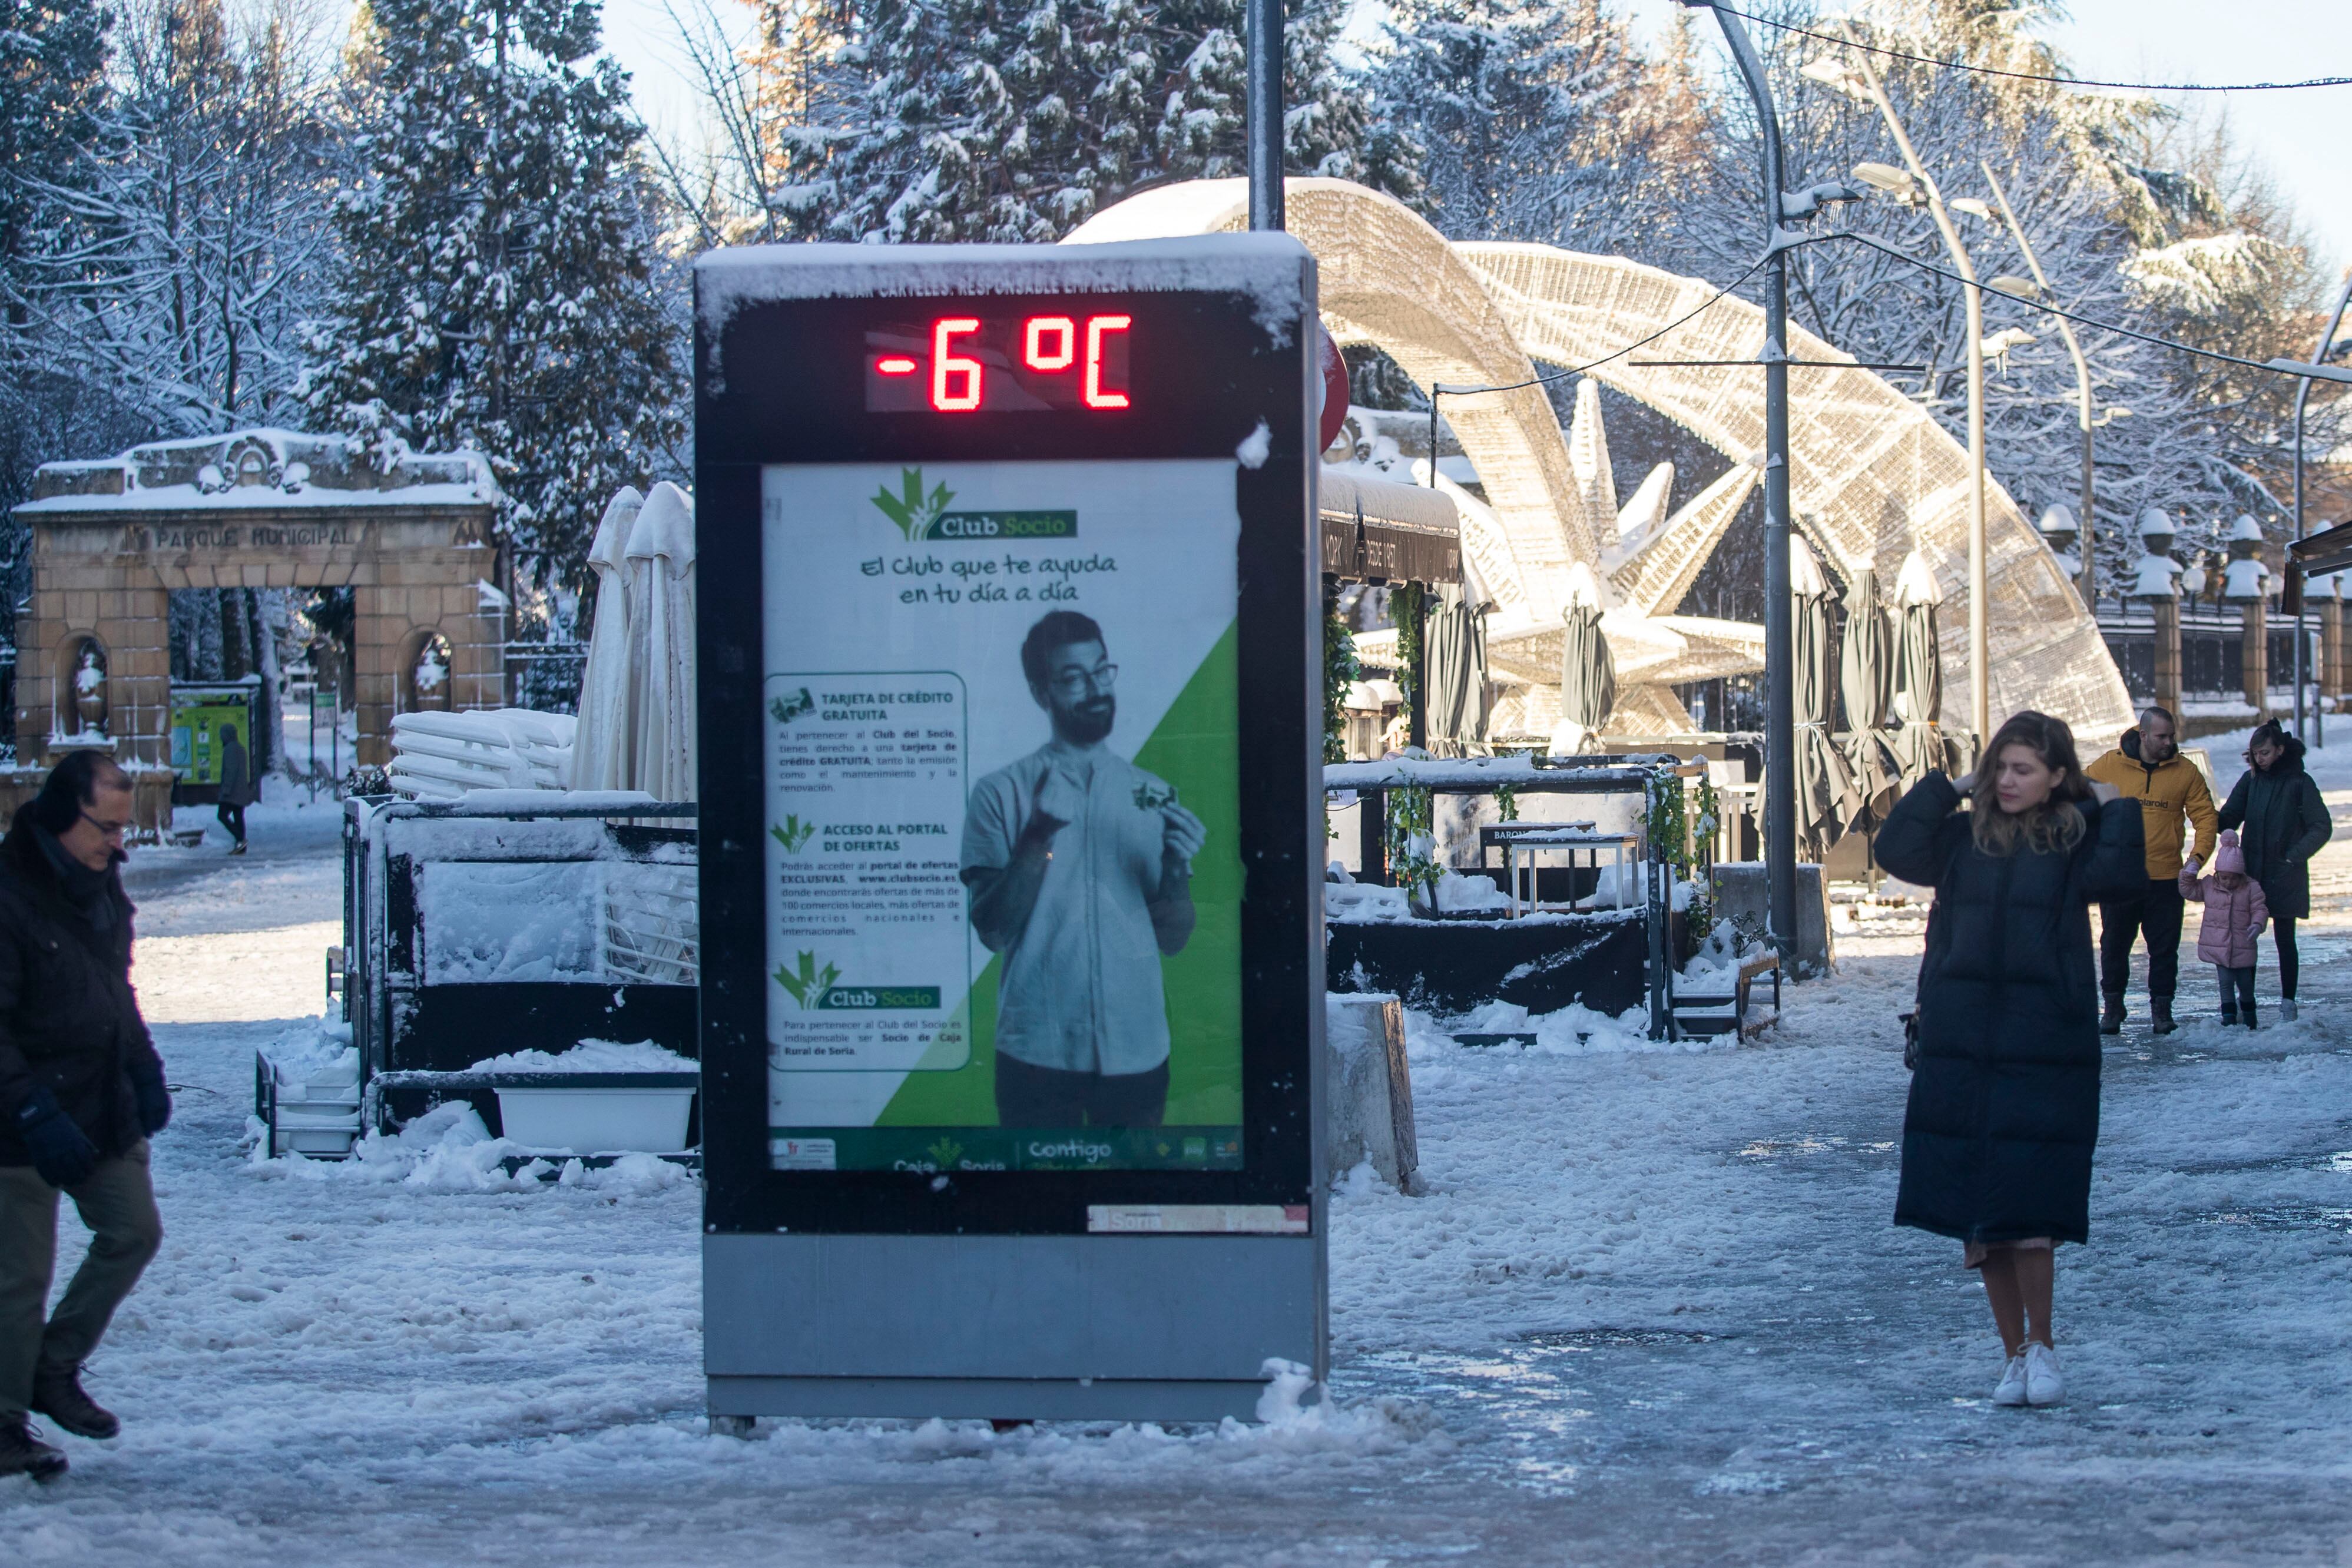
[829,0,1157,241]
[302,0,680,591]
[1152,0,1416,198]
[824,0,1414,244]
[1369,0,1679,249]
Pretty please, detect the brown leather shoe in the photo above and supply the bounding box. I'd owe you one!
[32,1365,119,1440]
[0,1418,69,1482]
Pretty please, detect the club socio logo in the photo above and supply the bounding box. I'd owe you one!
[870,467,1075,541]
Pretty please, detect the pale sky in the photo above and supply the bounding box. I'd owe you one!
[599,0,2352,277]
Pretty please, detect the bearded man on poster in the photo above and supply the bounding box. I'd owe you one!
[961,611,1206,1128]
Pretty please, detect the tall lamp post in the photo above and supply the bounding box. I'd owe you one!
[2291,266,2352,743]
[1245,0,1281,230]
[1801,51,1990,745]
[1965,166,2132,611]
[1681,1,1798,963]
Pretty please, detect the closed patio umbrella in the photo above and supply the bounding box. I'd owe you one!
[1891,548,1963,788]
[1837,568,1902,823]
[624,482,697,801]
[1425,584,1489,755]
[1555,568,1615,754]
[569,486,641,791]
[1792,537,1861,857]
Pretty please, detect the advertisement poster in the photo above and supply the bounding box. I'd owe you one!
[169,693,257,788]
[762,459,1243,1174]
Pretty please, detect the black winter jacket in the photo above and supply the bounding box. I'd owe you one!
[0,819,160,1164]
[1877,774,2144,1247]
[2217,737,2331,920]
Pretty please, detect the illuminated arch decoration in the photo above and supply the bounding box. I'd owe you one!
[1068,178,2133,744]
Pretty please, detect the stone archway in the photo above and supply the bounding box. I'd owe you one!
[1067,178,2133,743]
[12,430,506,800]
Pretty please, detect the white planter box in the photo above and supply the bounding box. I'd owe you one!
[493,1086,695,1153]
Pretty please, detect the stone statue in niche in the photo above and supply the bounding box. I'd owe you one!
[71,640,107,736]
[411,634,453,712]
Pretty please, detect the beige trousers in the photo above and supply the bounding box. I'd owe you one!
[0,1141,164,1418]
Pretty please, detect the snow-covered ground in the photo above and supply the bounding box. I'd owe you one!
[7,737,2352,1563]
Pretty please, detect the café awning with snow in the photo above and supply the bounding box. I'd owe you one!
[1320,466,1461,585]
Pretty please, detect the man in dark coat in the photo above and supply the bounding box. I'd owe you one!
[0,751,168,1483]
[2218,720,2333,1020]
[216,720,256,856]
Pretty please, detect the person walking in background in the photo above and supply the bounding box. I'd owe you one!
[2216,720,2331,1022]
[2085,705,2215,1035]
[1877,711,2143,1410]
[216,720,256,856]
[0,751,169,1483]
[2182,830,2269,1028]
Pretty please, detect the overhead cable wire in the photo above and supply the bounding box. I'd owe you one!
[1720,6,2352,92]
[1823,228,2342,382]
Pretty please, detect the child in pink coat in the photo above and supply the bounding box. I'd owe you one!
[2181,830,2270,1027]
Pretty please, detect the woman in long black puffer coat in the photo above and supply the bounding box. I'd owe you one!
[1876,710,2145,1410]
[2217,719,2332,1020]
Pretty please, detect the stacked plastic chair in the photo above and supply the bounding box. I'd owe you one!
[387,710,578,801]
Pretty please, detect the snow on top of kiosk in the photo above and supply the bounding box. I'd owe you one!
[696,235,1312,347]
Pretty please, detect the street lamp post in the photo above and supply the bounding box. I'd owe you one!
[2291,266,2352,744]
[1245,0,1281,231]
[1972,165,2103,609]
[1687,1,1799,964]
[1803,51,1991,745]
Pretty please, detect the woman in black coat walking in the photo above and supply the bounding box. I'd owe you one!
[2217,720,2331,1020]
[1876,711,2145,1409]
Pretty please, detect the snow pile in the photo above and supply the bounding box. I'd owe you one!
[1326,880,1412,923]
[465,1038,695,1074]
[1431,870,1509,913]
[247,1100,694,1195]
[259,1016,358,1086]
[1420,999,1721,1058]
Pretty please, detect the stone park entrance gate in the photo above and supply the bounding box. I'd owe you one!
[10,429,506,823]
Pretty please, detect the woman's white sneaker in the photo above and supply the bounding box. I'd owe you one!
[2279,997,2298,1022]
[2024,1342,2064,1406]
[1993,1354,2028,1406]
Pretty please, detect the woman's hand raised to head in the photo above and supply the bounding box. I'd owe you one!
[1950,772,1975,794]
[2088,780,2122,805]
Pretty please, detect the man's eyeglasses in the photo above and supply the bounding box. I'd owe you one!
[79,811,130,841]
[1045,663,1117,698]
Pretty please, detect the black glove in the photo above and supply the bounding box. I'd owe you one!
[130,1062,172,1136]
[14,1088,98,1189]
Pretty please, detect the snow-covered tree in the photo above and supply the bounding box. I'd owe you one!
[1368,0,1689,251]
[1668,0,2341,607]
[23,0,339,435]
[826,0,1158,241]
[300,0,681,591]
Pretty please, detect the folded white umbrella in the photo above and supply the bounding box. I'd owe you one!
[624,482,697,801]
[571,487,642,791]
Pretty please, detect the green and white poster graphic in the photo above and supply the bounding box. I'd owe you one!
[762,460,1244,1173]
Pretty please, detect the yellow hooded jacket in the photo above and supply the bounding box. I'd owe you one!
[2085,729,2217,881]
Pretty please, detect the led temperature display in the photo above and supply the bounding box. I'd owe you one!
[866,315,1132,413]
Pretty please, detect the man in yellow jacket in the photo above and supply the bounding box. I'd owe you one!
[2084,705,2217,1035]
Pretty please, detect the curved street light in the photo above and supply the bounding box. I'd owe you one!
[1975,163,2104,611]
[1802,49,1992,743]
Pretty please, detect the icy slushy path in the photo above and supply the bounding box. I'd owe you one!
[4,751,2350,1565]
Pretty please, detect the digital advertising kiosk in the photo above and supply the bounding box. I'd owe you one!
[695,236,1326,1422]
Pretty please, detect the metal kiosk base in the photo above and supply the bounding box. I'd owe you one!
[705,1234,1321,1423]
